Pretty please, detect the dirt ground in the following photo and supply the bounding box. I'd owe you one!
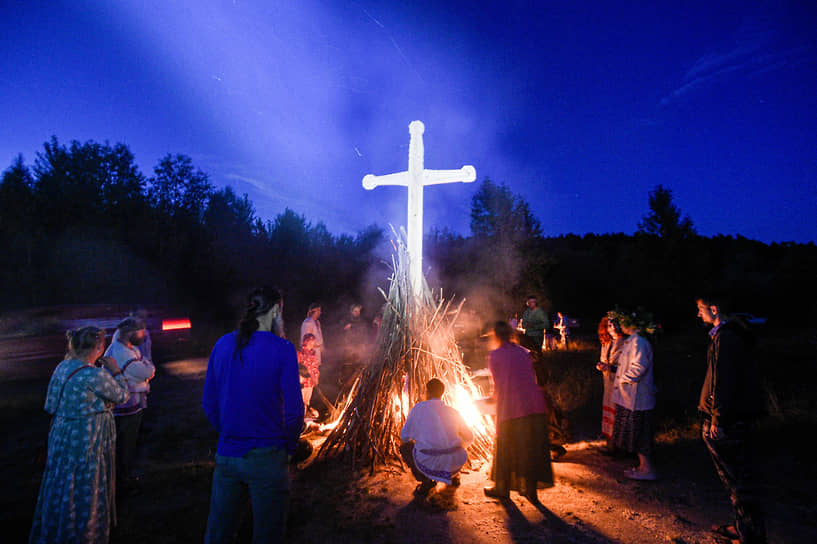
[3,348,816,543]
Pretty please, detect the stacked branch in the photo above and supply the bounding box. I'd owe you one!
[318,235,494,472]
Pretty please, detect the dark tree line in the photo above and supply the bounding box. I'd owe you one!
[0,138,386,337]
[2,139,815,340]
[426,182,817,330]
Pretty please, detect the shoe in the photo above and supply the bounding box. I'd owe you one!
[624,467,657,481]
[483,486,509,499]
[550,445,567,461]
[414,480,436,497]
[711,524,739,539]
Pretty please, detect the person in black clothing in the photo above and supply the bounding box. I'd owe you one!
[696,296,766,544]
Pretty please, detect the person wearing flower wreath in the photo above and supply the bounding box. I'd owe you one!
[595,315,627,453]
[609,308,659,480]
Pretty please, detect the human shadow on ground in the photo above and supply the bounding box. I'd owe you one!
[393,491,456,544]
[501,497,619,544]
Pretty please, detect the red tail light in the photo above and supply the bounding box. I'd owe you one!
[162,318,191,331]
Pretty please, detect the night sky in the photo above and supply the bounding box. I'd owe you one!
[2,1,815,243]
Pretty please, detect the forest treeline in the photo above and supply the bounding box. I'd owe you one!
[2,137,815,334]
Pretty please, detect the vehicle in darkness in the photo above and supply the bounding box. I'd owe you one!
[732,312,768,327]
[0,304,194,370]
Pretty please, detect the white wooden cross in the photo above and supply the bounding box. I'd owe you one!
[362,120,476,296]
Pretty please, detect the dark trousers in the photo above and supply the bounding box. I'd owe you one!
[702,419,766,544]
[399,441,433,485]
[115,411,143,480]
[204,446,290,543]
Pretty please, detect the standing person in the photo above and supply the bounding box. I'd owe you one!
[300,303,324,365]
[341,303,370,364]
[30,327,130,544]
[484,321,554,503]
[105,316,155,481]
[610,309,658,480]
[696,296,766,544]
[519,295,549,353]
[596,315,626,451]
[400,378,473,497]
[202,286,304,543]
[111,305,152,361]
[297,333,320,418]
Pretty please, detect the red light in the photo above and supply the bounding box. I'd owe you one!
[162,318,191,331]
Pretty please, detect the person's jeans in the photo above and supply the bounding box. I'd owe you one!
[204,446,290,543]
[702,419,766,544]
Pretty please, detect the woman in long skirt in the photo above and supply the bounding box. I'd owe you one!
[30,327,129,544]
[610,311,658,480]
[596,316,626,449]
[484,321,554,503]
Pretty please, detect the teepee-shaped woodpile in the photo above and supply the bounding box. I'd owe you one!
[318,235,494,471]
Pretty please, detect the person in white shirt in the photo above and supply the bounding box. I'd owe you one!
[299,303,324,365]
[400,378,473,496]
[105,317,155,480]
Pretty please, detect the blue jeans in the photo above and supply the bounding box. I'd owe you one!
[204,446,290,543]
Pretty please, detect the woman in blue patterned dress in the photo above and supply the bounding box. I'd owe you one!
[30,326,130,544]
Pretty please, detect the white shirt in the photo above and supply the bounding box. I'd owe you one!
[400,398,473,484]
[105,339,155,393]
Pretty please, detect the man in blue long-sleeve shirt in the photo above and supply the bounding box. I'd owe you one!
[202,286,304,543]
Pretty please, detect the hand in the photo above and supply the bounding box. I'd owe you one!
[99,356,121,374]
[708,425,724,440]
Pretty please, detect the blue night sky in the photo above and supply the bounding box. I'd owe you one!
[2,1,815,243]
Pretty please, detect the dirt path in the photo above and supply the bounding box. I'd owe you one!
[289,426,814,544]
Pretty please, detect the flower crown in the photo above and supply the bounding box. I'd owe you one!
[607,307,661,336]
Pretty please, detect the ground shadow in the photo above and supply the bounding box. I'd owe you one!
[501,497,619,544]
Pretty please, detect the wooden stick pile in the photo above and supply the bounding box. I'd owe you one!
[318,235,495,472]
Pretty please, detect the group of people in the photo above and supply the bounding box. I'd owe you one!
[594,308,658,480]
[30,288,767,544]
[514,295,572,351]
[30,308,155,543]
[592,298,766,543]
[296,301,378,418]
[401,320,555,503]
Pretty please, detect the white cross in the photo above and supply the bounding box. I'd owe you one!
[362,120,476,296]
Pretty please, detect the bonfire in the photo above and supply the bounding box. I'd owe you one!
[317,234,495,471]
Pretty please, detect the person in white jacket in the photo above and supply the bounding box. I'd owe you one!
[610,313,657,481]
[105,316,156,480]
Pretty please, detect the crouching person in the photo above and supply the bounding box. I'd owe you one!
[400,378,473,496]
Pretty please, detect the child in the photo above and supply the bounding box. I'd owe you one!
[298,333,320,418]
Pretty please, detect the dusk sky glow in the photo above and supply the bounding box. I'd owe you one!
[2,1,815,243]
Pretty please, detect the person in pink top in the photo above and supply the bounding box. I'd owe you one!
[484,321,554,503]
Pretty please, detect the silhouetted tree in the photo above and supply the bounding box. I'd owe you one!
[468,178,546,315]
[148,154,212,221]
[637,185,695,239]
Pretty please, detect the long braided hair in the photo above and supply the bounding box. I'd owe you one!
[234,286,282,360]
